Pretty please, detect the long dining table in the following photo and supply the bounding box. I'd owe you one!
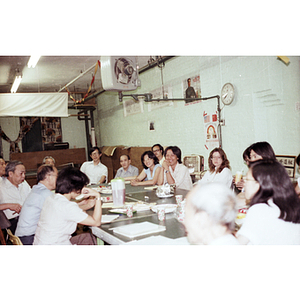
[86,184,190,245]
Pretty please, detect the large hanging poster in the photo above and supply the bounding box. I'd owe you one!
[183,75,201,105]
[203,111,220,150]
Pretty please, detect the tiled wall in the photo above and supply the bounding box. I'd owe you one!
[95,56,300,175]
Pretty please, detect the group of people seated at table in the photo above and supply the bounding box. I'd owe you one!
[1,140,300,245]
[129,145,193,191]
[184,141,300,245]
[0,155,103,245]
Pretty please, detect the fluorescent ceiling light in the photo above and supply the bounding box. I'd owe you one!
[27,55,41,68]
[10,75,22,93]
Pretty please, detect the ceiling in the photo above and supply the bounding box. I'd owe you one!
[0,55,154,106]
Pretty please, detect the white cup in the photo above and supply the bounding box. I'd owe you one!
[157,208,165,221]
[175,195,183,204]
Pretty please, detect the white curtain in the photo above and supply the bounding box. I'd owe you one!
[0,93,68,117]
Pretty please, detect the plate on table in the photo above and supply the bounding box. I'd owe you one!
[156,193,174,198]
[100,188,112,194]
[109,208,137,215]
[151,204,177,214]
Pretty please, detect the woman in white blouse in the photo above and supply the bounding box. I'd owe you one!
[199,147,232,188]
[237,160,300,245]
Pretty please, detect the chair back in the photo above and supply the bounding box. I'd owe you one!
[6,229,23,245]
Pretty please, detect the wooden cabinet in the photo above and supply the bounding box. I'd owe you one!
[11,148,87,186]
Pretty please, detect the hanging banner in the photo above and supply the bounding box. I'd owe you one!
[203,110,220,150]
[0,93,68,117]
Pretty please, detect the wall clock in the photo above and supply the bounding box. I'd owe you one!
[221,83,235,105]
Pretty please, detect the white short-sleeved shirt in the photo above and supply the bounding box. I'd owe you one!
[80,161,108,184]
[169,163,193,191]
[33,193,88,245]
[0,177,31,219]
[237,199,300,245]
[199,167,233,188]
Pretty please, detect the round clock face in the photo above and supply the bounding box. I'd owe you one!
[221,83,234,105]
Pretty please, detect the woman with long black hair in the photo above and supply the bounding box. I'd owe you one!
[237,159,300,245]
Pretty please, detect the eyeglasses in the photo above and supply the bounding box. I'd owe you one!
[153,149,160,153]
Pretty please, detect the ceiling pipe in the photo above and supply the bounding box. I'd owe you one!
[138,56,175,74]
[58,63,97,92]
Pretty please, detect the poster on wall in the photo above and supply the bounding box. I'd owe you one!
[41,117,62,144]
[203,111,220,150]
[183,75,201,106]
[148,85,173,112]
[123,98,144,117]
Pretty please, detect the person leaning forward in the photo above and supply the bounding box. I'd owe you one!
[15,164,58,245]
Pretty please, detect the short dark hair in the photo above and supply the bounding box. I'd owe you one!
[296,154,300,166]
[55,166,89,194]
[37,164,56,183]
[141,151,159,169]
[151,144,164,156]
[120,154,130,161]
[89,146,101,156]
[250,159,300,223]
[5,160,24,177]
[164,146,182,164]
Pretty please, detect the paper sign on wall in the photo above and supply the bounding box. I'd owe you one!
[203,111,220,150]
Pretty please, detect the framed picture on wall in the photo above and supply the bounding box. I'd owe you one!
[276,155,296,178]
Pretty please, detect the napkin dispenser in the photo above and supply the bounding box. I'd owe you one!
[111,178,125,207]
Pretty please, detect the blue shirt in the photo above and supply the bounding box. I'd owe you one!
[144,164,161,181]
[15,182,53,237]
[115,164,139,179]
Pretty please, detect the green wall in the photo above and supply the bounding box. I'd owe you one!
[94,56,300,174]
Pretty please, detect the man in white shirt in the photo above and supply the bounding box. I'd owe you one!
[114,154,139,180]
[80,147,108,184]
[0,160,31,234]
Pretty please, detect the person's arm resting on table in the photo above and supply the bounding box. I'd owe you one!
[77,187,102,227]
